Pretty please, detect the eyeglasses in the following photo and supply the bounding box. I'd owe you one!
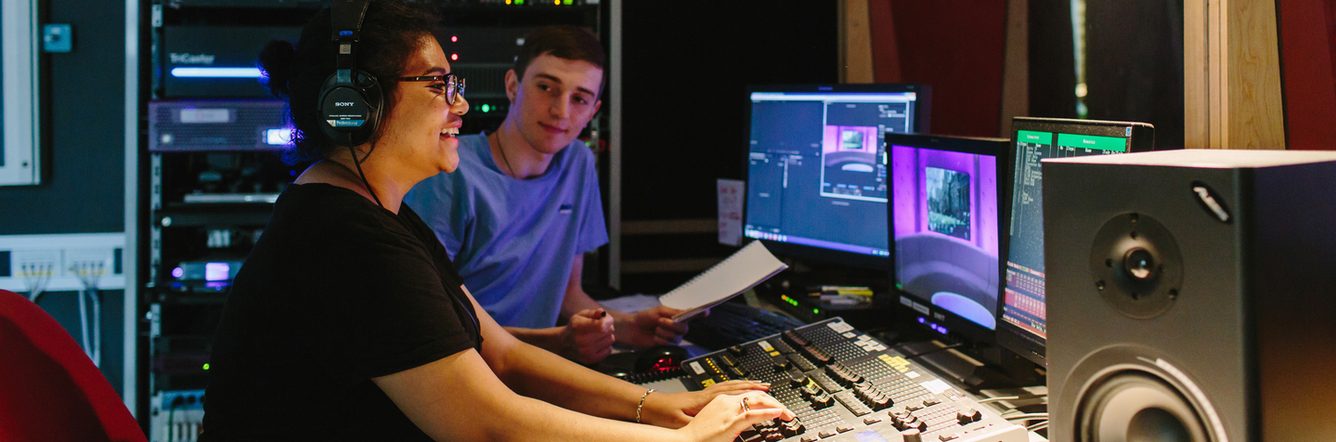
[399,73,466,105]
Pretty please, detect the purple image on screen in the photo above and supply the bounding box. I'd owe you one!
[890,144,1000,329]
[822,125,878,154]
[819,125,886,200]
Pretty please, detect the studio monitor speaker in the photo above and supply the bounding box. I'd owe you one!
[1042,150,1336,441]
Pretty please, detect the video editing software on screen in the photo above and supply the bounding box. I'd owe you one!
[743,89,919,258]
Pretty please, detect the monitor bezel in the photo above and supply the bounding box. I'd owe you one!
[740,83,931,271]
[885,132,1010,345]
[998,116,1158,367]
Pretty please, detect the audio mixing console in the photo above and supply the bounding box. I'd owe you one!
[681,319,1029,442]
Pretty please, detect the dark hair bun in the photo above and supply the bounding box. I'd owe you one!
[258,40,297,98]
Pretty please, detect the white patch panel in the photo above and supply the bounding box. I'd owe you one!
[150,389,204,442]
[0,233,126,293]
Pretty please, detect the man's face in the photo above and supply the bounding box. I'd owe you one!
[506,53,603,155]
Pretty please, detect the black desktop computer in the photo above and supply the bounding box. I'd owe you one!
[996,117,1160,369]
[883,133,1018,386]
[661,106,1048,442]
[741,83,930,328]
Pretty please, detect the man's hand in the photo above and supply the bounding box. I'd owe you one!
[640,380,775,429]
[614,306,690,348]
[559,308,615,364]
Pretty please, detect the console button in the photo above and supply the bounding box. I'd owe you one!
[956,408,982,425]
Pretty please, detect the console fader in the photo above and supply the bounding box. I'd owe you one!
[682,319,1029,442]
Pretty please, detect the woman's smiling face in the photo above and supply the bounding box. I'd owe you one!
[377,35,469,178]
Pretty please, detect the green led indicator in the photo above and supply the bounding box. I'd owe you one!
[564,0,573,4]
[812,308,820,315]
[516,0,524,4]
[480,104,491,113]
[202,362,211,371]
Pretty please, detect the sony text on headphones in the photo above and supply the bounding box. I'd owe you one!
[318,0,383,147]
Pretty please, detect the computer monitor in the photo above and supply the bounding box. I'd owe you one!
[999,117,1157,366]
[743,84,930,270]
[887,133,1006,342]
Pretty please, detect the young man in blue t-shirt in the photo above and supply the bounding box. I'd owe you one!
[406,26,686,364]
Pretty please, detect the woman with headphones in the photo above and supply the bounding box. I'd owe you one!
[200,1,790,440]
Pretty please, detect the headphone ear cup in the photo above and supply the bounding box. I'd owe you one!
[356,70,383,143]
[317,70,382,147]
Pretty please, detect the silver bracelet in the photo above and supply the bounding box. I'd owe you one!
[635,388,656,423]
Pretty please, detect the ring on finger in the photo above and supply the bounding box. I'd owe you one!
[741,396,751,413]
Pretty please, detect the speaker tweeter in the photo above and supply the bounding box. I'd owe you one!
[1088,213,1182,319]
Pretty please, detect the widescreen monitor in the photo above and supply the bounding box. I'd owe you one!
[743,84,930,270]
[999,117,1157,366]
[888,134,1006,342]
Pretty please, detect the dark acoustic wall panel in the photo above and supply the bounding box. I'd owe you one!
[1279,0,1336,150]
[617,1,837,292]
[619,0,838,221]
[0,1,126,234]
[1023,0,1077,120]
[1085,0,1184,148]
[869,0,1007,138]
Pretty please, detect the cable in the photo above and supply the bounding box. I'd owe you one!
[22,261,53,304]
[77,286,93,361]
[976,395,1021,404]
[166,402,177,442]
[1027,421,1049,432]
[348,145,384,209]
[1004,412,1050,422]
[69,260,106,366]
[88,287,102,366]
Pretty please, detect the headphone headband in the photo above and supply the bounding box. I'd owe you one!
[330,0,371,43]
[330,0,371,84]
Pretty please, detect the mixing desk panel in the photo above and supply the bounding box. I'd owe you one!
[681,319,1028,442]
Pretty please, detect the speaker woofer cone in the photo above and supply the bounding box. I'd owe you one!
[1080,371,1210,442]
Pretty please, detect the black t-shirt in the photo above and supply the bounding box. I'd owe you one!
[202,183,482,441]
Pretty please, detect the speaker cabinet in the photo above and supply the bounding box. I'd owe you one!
[1043,150,1336,441]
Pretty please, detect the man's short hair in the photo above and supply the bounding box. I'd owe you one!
[513,26,605,85]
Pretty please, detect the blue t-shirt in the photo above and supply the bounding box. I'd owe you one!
[405,132,609,329]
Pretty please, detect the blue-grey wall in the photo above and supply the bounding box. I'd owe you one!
[0,0,128,394]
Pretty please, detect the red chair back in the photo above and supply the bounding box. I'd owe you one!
[0,289,145,442]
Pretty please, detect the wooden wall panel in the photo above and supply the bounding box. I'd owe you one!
[1185,0,1287,149]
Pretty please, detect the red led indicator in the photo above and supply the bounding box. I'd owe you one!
[450,53,459,61]
[450,36,459,43]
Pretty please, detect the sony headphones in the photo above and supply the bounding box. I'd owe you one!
[318,0,383,147]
